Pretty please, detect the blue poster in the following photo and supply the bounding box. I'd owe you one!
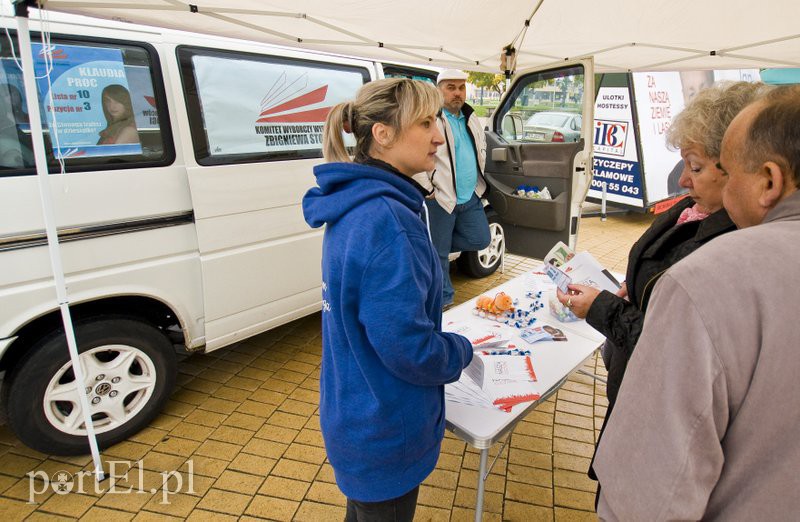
[32,43,142,158]
[590,156,644,201]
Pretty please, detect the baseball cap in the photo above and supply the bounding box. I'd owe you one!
[437,69,468,84]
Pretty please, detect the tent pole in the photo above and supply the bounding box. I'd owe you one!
[13,0,105,481]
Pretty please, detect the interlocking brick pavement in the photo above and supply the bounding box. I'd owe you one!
[0,212,652,520]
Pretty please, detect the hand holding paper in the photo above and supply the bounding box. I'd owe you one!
[545,264,572,293]
[556,284,601,319]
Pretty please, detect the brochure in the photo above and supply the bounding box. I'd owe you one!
[520,325,568,344]
[544,263,572,293]
[462,354,541,412]
[543,241,575,267]
[560,251,621,293]
[446,321,512,349]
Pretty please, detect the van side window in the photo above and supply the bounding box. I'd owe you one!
[495,65,585,144]
[178,47,369,165]
[0,34,172,176]
[383,65,436,84]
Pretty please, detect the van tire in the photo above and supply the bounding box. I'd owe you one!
[3,317,176,456]
[458,213,505,278]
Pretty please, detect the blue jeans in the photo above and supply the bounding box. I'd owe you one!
[425,194,490,304]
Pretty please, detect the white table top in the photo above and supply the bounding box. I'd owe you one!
[444,269,608,449]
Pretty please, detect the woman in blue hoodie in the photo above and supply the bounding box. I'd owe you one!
[302,78,474,521]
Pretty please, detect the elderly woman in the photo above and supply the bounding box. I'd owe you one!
[556,81,771,483]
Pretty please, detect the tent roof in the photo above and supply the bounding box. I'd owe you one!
[36,0,800,73]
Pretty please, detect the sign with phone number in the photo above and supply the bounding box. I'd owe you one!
[591,156,643,198]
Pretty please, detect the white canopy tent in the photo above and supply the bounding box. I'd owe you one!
[5,0,798,483]
[31,0,800,74]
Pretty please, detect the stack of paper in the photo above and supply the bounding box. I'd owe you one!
[446,353,541,412]
[446,321,512,350]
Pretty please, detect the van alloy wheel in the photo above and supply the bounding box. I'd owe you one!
[43,345,157,436]
[476,222,505,270]
[3,317,176,455]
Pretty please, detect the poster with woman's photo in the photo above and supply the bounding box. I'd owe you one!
[31,42,142,158]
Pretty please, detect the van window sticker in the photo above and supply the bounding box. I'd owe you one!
[32,42,143,159]
[192,55,362,156]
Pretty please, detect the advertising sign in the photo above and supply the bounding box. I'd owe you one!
[589,69,761,209]
[32,43,142,158]
[192,56,364,156]
[589,86,645,207]
[631,71,685,203]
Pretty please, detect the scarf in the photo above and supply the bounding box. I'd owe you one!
[676,203,710,225]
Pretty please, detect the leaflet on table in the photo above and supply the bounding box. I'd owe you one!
[558,251,621,293]
[463,354,541,412]
[445,321,513,350]
[520,325,567,344]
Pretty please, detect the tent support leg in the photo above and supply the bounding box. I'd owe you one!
[15,3,105,482]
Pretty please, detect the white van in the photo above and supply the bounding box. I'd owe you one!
[0,15,594,454]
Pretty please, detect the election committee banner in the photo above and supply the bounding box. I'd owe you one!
[32,43,142,158]
[191,55,365,157]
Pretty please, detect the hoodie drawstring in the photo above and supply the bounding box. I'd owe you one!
[421,203,433,243]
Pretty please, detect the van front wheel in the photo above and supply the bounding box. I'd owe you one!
[3,317,177,455]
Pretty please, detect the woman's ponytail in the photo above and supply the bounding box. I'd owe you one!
[322,102,352,163]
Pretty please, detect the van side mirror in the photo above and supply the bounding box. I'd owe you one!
[501,114,523,140]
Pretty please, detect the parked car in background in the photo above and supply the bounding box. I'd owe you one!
[523,111,582,142]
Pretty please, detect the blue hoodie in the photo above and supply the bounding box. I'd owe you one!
[302,160,473,502]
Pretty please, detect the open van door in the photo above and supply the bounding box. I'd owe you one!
[483,59,594,259]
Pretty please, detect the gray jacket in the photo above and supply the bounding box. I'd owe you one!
[413,103,487,213]
[595,190,800,521]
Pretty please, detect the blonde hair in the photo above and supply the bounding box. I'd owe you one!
[666,81,772,159]
[322,78,442,163]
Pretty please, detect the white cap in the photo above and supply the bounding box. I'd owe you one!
[437,69,468,84]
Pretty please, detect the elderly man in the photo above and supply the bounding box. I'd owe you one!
[594,85,800,520]
[415,69,490,306]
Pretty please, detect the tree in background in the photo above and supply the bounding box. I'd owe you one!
[467,71,506,97]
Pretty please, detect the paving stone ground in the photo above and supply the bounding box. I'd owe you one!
[0,211,653,521]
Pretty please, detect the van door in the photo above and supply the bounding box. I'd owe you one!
[484,59,594,259]
[176,45,371,350]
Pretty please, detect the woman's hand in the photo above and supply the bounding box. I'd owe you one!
[616,281,628,299]
[556,284,601,319]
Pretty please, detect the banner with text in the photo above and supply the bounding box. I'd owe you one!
[32,43,142,158]
[631,72,685,203]
[632,69,760,204]
[589,86,644,207]
[192,56,364,156]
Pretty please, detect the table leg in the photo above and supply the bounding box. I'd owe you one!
[474,448,489,522]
